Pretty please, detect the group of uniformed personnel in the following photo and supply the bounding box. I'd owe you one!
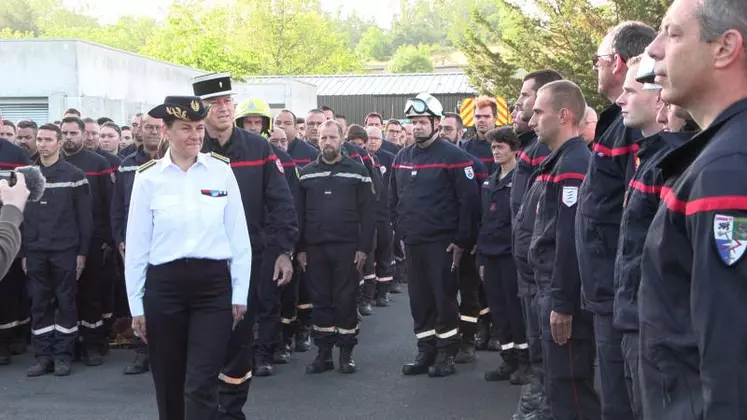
[1,1,747,418]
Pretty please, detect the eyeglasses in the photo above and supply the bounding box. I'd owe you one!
[592,53,615,68]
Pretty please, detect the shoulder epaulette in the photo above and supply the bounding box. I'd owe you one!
[210,152,230,164]
[137,160,157,173]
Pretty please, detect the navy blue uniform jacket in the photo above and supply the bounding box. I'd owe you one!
[287,138,319,169]
[203,128,298,254]
[110,147,152,247]
[528,137,590,317]
[389,138,479,249]
[512,132,551,297]
[575,104,641,315]
[373,148,396,221]
[478,167,514,260]
[63,149,114,245]
[298,155,375,252]
[462,137,497,175]
[23,159,92,256]
[612,131,688,332]
[271,144,302,228]
[639,99,747,420]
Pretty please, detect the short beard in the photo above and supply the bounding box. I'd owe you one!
[322,147,339,162]
[63,141,83,154]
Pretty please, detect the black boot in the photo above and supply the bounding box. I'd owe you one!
[374,282,390,307]
[428,352,456,377]
[254,359,274,377]
[487,337,502,352]
[27,358,54,377]
[510,347,531,385]
[273,345,291,364]
[358,302,373,316]
[485,348,518,381]
[402,351,435,375]
[306,345,334,374]
[475,319,489,350]
[81,345,103,366]
[123,352,149,375]
[454,342,476,364]
[295,325,311,352]
[0,344,11,365]
[338,345,357,374]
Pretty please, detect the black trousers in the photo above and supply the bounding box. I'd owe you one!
[523,294,544,384]
[306,243,359,347]
[279,260,312,344]
[255,248,281,362]
[594,315,634,420]
[621,331,642,420]
[536,292,601,420]
[483,254,526,348]
[145,258,233,420]
[0,259,30,347]
[99,244,119,335]
[26,249,78,361]
[77,239,107,351]
[217,256,262,420]
[405,239,460,355]
[457,251,481,339]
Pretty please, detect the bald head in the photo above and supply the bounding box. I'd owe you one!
[580,106,598,144]
[269,127,288,151]
[538,80,588,126]
[365,125,383,154]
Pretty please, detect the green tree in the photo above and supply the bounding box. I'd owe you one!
[330,11,377,49]
[387,44,434,73]
[43,15,157,52]
[459,0,667,108]
[355,26,395,61]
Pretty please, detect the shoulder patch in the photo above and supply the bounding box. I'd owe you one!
[562,186,579,207]
[275,158,285,174]
[137,160,157,173]
[210,152,230,164]
[464,166,474,180]
[713,214,747,266]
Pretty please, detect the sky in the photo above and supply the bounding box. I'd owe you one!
[62,0,400,27]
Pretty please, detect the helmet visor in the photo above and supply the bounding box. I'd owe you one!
[404,98,430,115]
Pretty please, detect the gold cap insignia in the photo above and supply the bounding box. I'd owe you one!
[165,106,188,121]
[190,100,200,112]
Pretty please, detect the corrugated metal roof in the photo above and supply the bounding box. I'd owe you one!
[243,73,476,96]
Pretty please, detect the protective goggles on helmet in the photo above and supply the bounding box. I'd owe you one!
[404,98,436,117]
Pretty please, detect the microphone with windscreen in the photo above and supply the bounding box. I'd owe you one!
[0,166,47,202]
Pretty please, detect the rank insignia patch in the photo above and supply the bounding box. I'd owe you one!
[464,166,474,180]
[713,214,747,266]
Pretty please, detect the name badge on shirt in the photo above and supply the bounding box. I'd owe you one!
[201,189,227,197]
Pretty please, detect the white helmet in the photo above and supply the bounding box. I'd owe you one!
[404,93,443,118]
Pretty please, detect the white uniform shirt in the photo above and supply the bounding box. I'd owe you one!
[124,151,252,317]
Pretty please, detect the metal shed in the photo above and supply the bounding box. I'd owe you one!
[244,73,476,125]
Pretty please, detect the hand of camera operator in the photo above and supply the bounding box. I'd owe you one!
[0,172,30,281]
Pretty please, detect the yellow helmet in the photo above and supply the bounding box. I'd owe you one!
[235,96,273,136]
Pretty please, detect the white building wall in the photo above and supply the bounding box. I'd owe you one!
[1,39,318,125]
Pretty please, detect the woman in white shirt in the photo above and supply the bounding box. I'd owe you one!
[125,96,252,420]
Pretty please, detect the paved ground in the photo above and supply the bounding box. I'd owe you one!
[0,291,521,420]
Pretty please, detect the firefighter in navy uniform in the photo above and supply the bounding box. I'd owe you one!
[297,119,375,374]
[111,113,163,375]
[0,138,32,365]
[390,93,479,378]
[439,112,488,363]
[526,81,600,420]
[234,97,300,376]
[575,23,655,420]
[364,126,396,308]
[611,54,690,419]
[24,123,93,377]
[59,116,114,366]
[509,70,563,420]
[274,109,317,353]
[640,2,747,418]
[89,124,121,349]
[478,127,531,385]
[192,72,297,420]
[461,96,499,174]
